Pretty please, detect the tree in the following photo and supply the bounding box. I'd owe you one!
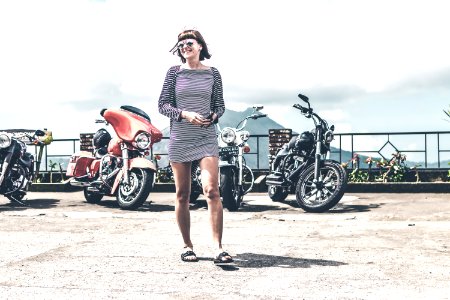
[48,160,57,183]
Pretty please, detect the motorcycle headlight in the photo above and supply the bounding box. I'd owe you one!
[0,132,11,148]
[135,132,151,149]
[220,127,236,144]
[239,130,250,142]
[324,130,334,143]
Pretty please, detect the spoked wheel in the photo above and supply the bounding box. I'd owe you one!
[241,165,254,195]
[117,168,154,210]
[189,163,202,203]
[295,161,346,213]
[220,168,241,211]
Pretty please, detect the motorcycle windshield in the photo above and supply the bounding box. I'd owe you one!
[103,108,162,144]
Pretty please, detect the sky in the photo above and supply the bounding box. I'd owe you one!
[1,0,450,142]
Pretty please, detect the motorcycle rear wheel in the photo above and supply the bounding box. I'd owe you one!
[220,168,241,211]
[84,187,103,204]
[117,168,153,210]
[268,185,289,202]
[295,160,346,213]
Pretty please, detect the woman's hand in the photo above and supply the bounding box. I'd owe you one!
[201,112,217,128]
[182,111,207,126]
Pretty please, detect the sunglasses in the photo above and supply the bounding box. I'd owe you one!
[177,40,196,49]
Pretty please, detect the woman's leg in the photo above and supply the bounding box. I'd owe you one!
[199,156,232,262]
[171,161,196,261]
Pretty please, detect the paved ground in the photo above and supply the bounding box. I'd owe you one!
[0,191,449,299]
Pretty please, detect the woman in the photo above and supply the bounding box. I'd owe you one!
[158,29,233,264]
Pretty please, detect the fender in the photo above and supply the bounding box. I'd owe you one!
[110,158,156,194]
[128,157,157,171]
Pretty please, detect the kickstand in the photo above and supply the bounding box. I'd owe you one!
[9,195,29,206]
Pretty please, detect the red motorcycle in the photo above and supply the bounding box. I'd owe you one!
[66,105,162,210]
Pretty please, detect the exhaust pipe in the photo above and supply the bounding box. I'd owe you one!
[69,179,91,187]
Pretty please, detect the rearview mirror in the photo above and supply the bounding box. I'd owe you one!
[253,105,264,111]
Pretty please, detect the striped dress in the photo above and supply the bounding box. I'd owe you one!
[158,65,225,163]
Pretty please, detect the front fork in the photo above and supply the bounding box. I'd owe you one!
[219,147,244,193]
[314,134,322,183]
[121,143,130,184]
[237,147,243,187]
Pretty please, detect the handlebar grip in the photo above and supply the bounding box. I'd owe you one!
[293,104,308,113]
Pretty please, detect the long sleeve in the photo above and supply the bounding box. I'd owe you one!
[211,67,225,122]
[158,66,182,122]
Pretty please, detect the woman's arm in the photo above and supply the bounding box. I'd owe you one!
[158,66,182,121]
[211,67,225,123]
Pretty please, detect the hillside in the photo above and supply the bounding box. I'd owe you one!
[153,108,450,169]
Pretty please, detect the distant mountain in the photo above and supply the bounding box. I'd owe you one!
[158,108,290,137]
[152,108,450,170]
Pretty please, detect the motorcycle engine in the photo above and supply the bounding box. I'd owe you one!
[100,155,118,178]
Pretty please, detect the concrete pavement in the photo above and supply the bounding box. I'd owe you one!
[0,191,449,299]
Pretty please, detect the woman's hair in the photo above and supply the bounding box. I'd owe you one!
[170,29,212,63]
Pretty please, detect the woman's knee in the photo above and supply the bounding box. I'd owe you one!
[176,188,191,203]
[203,184,220,200]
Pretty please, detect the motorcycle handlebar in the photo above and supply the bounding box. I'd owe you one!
[293,103,310,114]
[250,113,267,119]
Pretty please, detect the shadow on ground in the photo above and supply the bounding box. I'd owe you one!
[235,253,347,268]
[329,202,385,213]
[208,252,347,271]
[93,199,175,212]
[0,198,59,211]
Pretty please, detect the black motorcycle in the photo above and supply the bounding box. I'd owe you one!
[0,130,46,205]
[265,94,347,212]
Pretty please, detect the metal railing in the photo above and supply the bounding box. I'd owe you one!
[34,131,450,173]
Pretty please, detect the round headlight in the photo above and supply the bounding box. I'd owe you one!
[239,130,250,142]
[0,133,12,149]
[324,130,334,143]
[135,132,151,149]
[220,128,236,144]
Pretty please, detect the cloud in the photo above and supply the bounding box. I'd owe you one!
[62,82,151,112]
[388,67,450,93]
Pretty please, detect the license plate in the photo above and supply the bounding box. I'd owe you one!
[219,146,239,156]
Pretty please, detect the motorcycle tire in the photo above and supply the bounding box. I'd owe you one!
[241,164,255,195]
[220,168,241,212]
[117,168,154,210]
[189,163,202,204]
[84,187,103,204]
[295,160,346,213]
[189,191,200,203]
[268,185,289,202]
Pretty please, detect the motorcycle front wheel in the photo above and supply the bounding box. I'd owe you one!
[295,160,346,213]
[189,163,202,203]
[117,168,154,210]
[220,168,241,211]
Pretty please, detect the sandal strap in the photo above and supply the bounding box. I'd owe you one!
[181,250,196,259]
[218,251,230,258]
[215,251,233,263]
